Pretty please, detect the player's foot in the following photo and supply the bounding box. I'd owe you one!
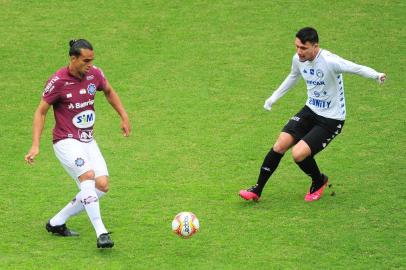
[239,184,260,201]
[97,233,114,248]
[305,174,329,202]
[46,221,79,237]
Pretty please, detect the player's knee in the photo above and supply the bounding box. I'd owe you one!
[292,151,304,162]
[273,133,295,154]
[79,170,95,181]
[97,182,109,193]
[96,177,109,193]
[291,146,309,162]
[272,142,289,154]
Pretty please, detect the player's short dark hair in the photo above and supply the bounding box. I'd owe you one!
[296,27,319,44]
[69,39,93,56]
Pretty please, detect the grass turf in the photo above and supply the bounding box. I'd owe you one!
[0,0,405,269]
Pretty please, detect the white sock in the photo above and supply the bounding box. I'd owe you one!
[79,180,108,237]
[50,189,105,226]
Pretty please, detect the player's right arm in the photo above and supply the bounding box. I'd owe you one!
[25,100,51,165]
[264,55,301,111]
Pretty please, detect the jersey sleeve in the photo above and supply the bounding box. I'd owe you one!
[42,75,63,104]
[329,55,380,80]
[93,66,107,91]
[268,54,301,104]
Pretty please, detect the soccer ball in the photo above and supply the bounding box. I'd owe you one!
[172,212,199,238]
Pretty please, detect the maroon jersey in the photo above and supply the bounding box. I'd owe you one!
[42,66,107,143]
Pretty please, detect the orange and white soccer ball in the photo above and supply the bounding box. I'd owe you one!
[172,212,199,238]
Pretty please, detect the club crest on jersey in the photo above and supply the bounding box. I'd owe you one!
[72,110,96,128]
[316,69,324,78]
[75,158,85,167]
[87,83,96,95]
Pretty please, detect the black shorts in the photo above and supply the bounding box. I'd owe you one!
[282,106,345,156]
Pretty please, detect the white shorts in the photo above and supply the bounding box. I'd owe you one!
[53,138,109,187]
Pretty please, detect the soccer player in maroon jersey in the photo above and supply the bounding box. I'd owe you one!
[25,39,131,248]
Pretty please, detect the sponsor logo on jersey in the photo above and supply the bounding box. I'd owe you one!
[43,76,60,96]
[72,110,96,128]
[86,75,94,80]
[306,80,325,86]
[308,97,331,109]
[313,90,328,98]
[74,99,94,109]
[68,103,75,110]
[78,129,94,142]
[66,93,72,98]
[87,83,96,95]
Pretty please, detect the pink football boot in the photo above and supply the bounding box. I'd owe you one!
[239,185,260,201]
[305,174,329,202]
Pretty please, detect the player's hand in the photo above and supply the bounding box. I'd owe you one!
[25,146,39,165]
[377,73,386,84]
[264,97,273,111]
[121,118,131,137]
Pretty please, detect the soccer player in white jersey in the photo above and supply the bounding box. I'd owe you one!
[239,27,386,202]
[25,39,131,248]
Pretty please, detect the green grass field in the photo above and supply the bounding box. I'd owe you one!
[1,0,405,269]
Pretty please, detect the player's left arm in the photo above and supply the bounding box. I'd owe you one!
[102,81,131,137]
[332,56,386,84]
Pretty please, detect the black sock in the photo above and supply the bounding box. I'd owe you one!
[295,156,323,185]
[255,149,284,195]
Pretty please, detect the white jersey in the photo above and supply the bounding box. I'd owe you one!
[268,49,381,120]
